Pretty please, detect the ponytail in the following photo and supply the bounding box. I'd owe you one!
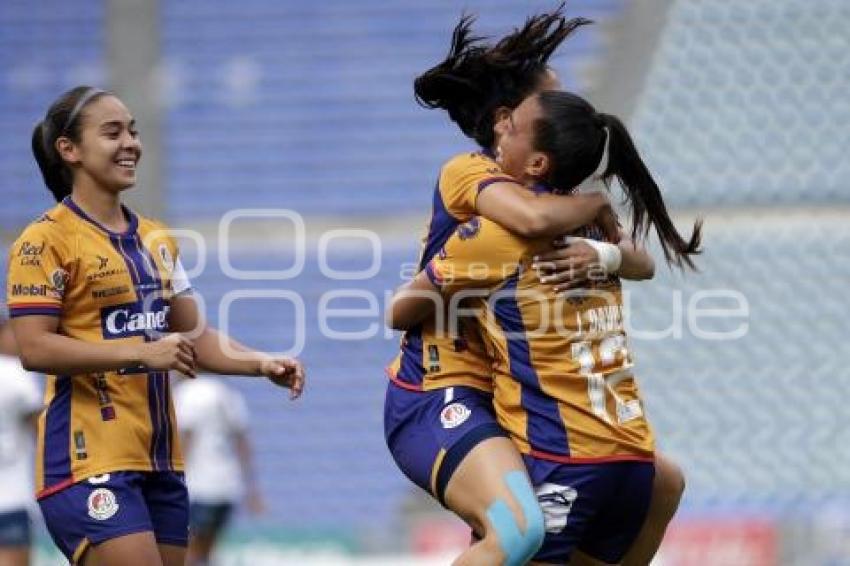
[31,85,109,202]
[414,6,591,150]
[31,121,72,202]
[534,90,702,270]
[414,14,488,142]
[598,113,702,270]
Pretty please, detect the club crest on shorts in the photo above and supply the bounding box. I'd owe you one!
[87,488,119,520]
[440,402,471,429]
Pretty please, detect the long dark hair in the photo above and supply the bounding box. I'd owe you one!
[534,90,703,269]
[32,85,109,202]
[414,5,591,150]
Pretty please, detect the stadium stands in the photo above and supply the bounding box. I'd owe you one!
[632,0,850,207]
[161,0,623,219]
[0,1,105,230]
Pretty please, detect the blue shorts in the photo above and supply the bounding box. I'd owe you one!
[524,457,655,564]
[0,509,31,547]
[189,502,234,538]
[38,471,189,564]
[384,381,507,506]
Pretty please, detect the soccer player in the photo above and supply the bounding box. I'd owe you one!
[6,86,305,566]
[388,89,701,564]
[174,375,263,566]
[385,10,678,566]
[0,315,41,566]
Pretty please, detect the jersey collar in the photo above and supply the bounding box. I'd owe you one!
[62,196,139,237]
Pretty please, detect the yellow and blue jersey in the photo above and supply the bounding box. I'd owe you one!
[386,151,514,392]
[6,198,188,497]
[424,213,655,463]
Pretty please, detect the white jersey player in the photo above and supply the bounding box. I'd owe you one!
[174,376,262,566]
[0,317,42,566]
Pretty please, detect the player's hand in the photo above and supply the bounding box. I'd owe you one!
[534,239,603,292]
[260,357,305,400]
[137,333,196,377]
[245,490,266,515]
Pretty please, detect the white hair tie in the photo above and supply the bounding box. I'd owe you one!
[575,127,610,194]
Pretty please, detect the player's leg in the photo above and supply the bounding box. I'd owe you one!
[568,550,614,565]
[384,383,544,566]
[81,532,162,566]
[186,502,233,566]
[575,462,656,566]
[524,462,610,566]
[38,472,161,566]
[620,453,685,566]
[527,550,611,566]
[185,502,215,566]
[157,544,187,566]
[186,530,214,566]
[533,456,682,566]
[0,547,30,566]
[0,509,32,566]
[142,472,190,566]
[444,436,544,566]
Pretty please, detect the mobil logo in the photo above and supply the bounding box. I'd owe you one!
[101,298,170,339]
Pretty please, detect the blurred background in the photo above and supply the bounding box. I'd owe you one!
[2,0,849,564]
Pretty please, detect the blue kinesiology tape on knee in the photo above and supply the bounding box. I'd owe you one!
[506,471,545,556]
[485,471,545,566]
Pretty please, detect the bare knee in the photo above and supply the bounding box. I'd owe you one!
[443,439,545,565]
[483,472,545,566]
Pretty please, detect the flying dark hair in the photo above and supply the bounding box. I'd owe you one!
[31,85,110,202]
[414,4,591,150]
[534,90,703,269]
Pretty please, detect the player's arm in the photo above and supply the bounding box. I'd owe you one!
[477,183,618,240]
[440,154,617,241]
[386,271,441,331]
[616,232,656,280]
[11,315,196,376]
[533,230,655,291]
[389,219,522,330]
[7,224,194,376]
[168,294,305,399]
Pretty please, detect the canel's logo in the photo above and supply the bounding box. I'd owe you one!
[100,299,170,339]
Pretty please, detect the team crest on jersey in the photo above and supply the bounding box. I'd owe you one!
[50,268,69,295]
[440,402,471,429]
[87,488,119,520]
[456,217,481,241]
[158,244,174,273]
